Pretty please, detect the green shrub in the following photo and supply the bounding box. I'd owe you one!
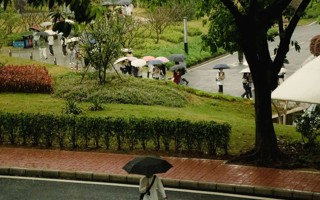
[0,112,232,156]
[65,99,82,115]
[88,97,104,111]
[295,110,320,147]
[54,73,189,107]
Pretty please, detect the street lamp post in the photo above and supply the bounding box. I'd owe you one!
[183,17,188,54]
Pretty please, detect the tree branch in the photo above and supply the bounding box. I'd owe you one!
[221,0,242,19]
[274,0,311,69]
[263,0,292,20]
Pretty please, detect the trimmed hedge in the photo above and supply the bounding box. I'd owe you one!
[0,112,231,156]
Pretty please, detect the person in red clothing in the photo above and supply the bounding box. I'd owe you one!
[172,70,182,84]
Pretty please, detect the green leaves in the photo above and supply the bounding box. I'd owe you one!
[0,112,232,156]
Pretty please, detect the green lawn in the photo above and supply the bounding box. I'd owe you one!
[0,53,301,156]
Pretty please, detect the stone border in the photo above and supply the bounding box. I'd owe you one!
[0,167,319,200]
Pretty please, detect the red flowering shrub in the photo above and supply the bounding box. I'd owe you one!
[0,65,54,93]
[310,35,320,56]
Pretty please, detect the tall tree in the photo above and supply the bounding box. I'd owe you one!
[198,0,312,164]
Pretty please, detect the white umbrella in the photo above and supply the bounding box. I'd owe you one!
[66,37,80,43]
[127,56,137,61]
[65,19,75,24]
[44,30,57,36]
[114,57,128,64]
[40,21,52,27]
[156,57,169,63]
[131,59,146,67]
[239,67,250,73]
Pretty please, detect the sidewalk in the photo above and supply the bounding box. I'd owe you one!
[0,147,319,200]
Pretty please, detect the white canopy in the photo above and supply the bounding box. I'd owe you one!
[272,56,320,104]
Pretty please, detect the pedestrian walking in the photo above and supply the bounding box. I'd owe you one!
[152,67,161,80]
[172,70,182,84]
[44,25,56,56]
[139,174,168,200]
[241,73,251,99]
[37,35,48,60]
[68,41,77,66]
[216,69,225,93]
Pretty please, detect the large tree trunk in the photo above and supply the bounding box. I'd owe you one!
[253,64,282,161]
[238,20,284,164]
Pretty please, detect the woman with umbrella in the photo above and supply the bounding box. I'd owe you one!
[35,32,49,60]
[213,64,230,93]
[139,174,168,200]
[123,156,171,200]
[216,69,225,93]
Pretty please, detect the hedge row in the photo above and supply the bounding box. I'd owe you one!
[0,112,231,156]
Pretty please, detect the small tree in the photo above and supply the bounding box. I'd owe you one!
[147,6,178,44]
[81,16,122,84]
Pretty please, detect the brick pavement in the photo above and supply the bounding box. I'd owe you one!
[0,147,319,200]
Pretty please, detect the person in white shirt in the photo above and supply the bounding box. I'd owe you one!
[44,25,56,56]
[139,174,167,200]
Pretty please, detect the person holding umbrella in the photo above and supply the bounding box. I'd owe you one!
[241,72,251,99]
[139,174,168,200]
[216,69,225,93]
[44,25,56,56]
[36,32,49,60]
[213,64,230,93]
[123,156,171,200]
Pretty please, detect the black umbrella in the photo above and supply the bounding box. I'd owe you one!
[212,63,230,69]
[168,54,186,62]
[169,64,186,71]
[123,156,173,176]
[148,59,164,66]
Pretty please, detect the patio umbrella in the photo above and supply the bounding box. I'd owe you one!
[131,59,147,67]
[239,67,250,73]
[123,156,172,176]
[212,63,230,69]
[169,64,186,71]
[143,56,155,61]
[156,56,169,63]
[168,54,186,62]
[40,21,52,27]
[148,59,163,66]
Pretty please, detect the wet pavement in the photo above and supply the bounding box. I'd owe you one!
[0,147,319,200]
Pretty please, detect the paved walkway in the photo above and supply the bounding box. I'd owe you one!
[0,147,319,200]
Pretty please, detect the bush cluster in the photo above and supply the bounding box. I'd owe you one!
[310,35,320,56]
[0,112,231,156]
[53,73,189,107]
[0,65,53,93]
